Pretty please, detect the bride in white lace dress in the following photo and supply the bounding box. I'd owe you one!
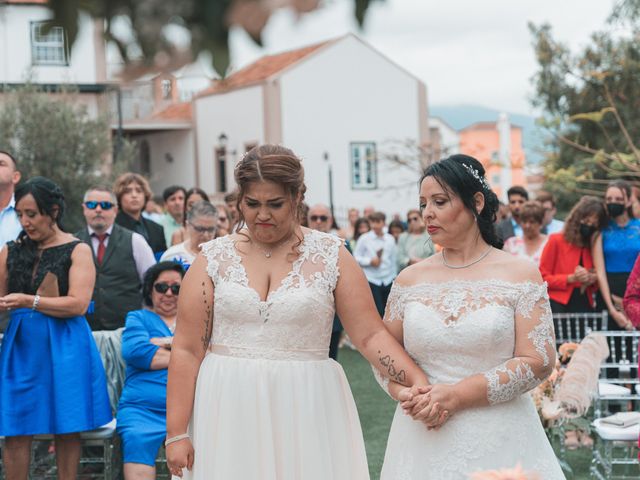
[164,145,430,479]
[375,155,565,479]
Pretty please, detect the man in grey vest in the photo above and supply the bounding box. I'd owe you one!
[77,186,156,330]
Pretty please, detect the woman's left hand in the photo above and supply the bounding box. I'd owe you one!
[410,384,461,421]
[0,293,32,311]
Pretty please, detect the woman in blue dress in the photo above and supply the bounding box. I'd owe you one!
[593,180,640,331]
[117,261,184,479]
[0,176,112,480]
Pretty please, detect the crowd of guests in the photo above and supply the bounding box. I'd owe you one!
[1,144,640,477]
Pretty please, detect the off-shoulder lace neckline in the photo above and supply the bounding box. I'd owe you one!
[392,278,545,290]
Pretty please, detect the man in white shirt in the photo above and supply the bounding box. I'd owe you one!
[537,191,565,235]
[77,186,156,330]
[354,211,397,316]
[0,151,22,248]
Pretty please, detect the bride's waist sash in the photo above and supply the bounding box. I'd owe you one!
[210,344,329,361]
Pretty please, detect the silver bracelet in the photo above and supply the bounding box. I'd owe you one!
[32,294,41,311]
[165,433,189,447]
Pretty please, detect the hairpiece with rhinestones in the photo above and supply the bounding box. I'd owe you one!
[461,163,490,190]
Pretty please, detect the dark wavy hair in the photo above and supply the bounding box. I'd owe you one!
[142,261,185,307]
[421,154,503,249]
[234,144,306,230]
[15,176,65,226]
[564,196,608,247]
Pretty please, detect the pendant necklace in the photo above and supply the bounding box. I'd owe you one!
[442,246,493,269]
[253,234,293,258]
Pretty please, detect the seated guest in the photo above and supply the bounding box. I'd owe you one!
[224,191,239,229]
[503,201,548,265]
[170,188,210,245]
[114,173,167,255]
[161,201,217,269]
[117,262,184,480]
[158,186,186,247]
[539,196,607,313]
[396,209,434,271]
[78,186,156,331]
[623,254,640,328]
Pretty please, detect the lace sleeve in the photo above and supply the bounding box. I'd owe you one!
[483,282,556,405]
[383,283,407,323]
[200,239,221,285]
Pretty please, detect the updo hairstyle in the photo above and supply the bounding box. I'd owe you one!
[233,145,307,231]
[421,154,503,249]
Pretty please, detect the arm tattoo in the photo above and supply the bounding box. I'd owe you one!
[378,350,407,384]
[200,281,213,352]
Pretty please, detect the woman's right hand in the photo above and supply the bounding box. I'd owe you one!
[610,309,630,329]
[166,438,194,478]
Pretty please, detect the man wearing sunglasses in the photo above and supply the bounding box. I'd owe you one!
[77,186,156,331]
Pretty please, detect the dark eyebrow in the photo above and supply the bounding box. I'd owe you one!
[245,196,286,202]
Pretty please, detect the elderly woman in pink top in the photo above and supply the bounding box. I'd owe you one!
[503,201,548,265]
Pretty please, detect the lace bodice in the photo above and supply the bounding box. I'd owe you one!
[7,240,80,295]
[382,279,555,405]
[201,230,342,360]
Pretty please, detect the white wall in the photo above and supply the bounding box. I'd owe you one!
[136,130,196,193]
[279,35,425,224]
[429,117,460,156]
[193,85,265,194]
[0,5,101,84]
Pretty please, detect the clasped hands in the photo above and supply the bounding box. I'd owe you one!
[397,383,460,430]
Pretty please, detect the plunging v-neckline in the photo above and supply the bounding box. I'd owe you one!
[228,233,310,304]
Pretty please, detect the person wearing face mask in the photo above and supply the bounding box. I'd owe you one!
[539,196,607,314]
[592,180,640,331]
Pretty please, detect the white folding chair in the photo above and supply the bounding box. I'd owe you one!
[590,331,640,479]
[553,310,608,348]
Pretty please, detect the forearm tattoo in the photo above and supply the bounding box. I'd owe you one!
[378,350,407,384]
[200,281,213,352]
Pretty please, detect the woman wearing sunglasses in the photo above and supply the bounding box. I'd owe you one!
[116,261,184,480]
[161,202,218,269]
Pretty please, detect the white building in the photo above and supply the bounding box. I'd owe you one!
[428,117,459,160]
[193,34,430,221]
[0,0,109,116]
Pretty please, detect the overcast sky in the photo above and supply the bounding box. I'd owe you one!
[229,0,618,115]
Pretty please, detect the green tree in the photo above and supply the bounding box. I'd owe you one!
[529,0,640,213]
[46,0,383,78]
[0,85,135,231]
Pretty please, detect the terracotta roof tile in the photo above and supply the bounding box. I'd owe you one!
[150,102,192,121]
[198,39,334,97]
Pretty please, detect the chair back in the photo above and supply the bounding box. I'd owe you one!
[92,328,125,415]
[553,310,608,347]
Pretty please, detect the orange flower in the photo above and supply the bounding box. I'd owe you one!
[469,464,539,480]
[558,342,580,362]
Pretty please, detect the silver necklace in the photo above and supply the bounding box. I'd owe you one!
[442,246,493,269]
[253,235,293,258]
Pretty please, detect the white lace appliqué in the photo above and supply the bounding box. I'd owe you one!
[485,362,538,405]
[200,231,342,360]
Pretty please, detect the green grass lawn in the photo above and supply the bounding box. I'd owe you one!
[338,347,593,480]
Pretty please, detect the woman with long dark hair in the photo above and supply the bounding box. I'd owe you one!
[592,180,640,331]
[0,177,111,480]
[539,196,607,313]
[376,155,564,478]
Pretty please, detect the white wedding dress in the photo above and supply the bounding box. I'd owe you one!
[379,280,566,479]
[182,230,370,480]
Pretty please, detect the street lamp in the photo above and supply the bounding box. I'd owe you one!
[323,151,335,220]
[217,133,228,192]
